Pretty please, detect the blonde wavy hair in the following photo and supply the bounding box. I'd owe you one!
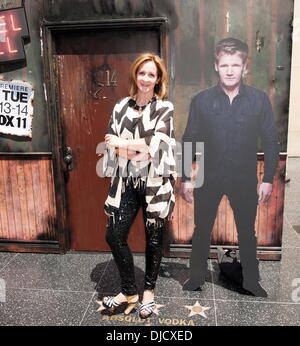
[129,53,168,100]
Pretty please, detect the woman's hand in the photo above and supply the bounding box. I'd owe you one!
[180,181,194,203]
[105,134,150,161]
[130,152,151,161]
[258,182,272,204]
[115,148,151,161]
[105,134,127,148]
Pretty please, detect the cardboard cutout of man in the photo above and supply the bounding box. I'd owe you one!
[181,38,279,297]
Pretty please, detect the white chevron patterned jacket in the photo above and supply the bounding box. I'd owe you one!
[103,96,177,226]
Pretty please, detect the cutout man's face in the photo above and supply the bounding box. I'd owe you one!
[215,52,247,90]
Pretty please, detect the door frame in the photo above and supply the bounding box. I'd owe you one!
[42,18,169,253]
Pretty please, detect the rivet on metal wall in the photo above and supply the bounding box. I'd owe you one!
[255,31,264,52]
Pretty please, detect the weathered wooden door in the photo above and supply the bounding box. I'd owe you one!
[54,27,160,251]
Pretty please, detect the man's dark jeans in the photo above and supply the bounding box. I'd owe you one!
[190,178,260,285]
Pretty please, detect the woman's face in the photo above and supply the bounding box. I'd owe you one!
[136,60,159,95]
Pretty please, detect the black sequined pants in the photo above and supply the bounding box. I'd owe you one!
[105,178,165,296]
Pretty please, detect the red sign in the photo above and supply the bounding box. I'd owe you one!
[0,7,29,63]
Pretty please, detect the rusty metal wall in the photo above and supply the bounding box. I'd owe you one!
[44,0,294,152]
[0,0,293,151]
[43,0,179,24]
[0,0,293,254]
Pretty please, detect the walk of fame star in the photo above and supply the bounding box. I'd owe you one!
[152,304,165,315]
[184,301,211,318]
[96,300,106,312]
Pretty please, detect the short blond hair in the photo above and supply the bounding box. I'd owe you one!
[129,53,168,99]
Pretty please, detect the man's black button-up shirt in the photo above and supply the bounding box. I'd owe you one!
[182,83,280,185]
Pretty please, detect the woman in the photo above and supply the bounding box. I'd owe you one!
[101,53,176,319]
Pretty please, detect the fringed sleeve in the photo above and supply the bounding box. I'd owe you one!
[144,101,177,178]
